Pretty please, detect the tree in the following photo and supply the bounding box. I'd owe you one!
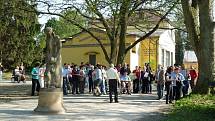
[45,10,83,38]
[0,0,42,69]
[34,0,179,65]
[181,0,215,94]
[175,30,185,65]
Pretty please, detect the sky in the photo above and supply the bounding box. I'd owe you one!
[38,0,215,25]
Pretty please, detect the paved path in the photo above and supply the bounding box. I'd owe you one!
[0,80,170,121]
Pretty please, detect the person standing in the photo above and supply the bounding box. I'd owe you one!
[39,64,46,88]
[93,65,102,96]
[31,63,40,96]
[180,65,190,97]
[141,66,150,94]
[101,66,107,95]
[146,63,153,94]
[132,66,141,93]
[171,67,185,101]
[79,66,85,94]
[189,66,197,90]
[156,65,165,100]
[165,66,173,104]
[106,64,120,103]
[72,65,80,94]
[62,63,70,95]
[88,65,94,93]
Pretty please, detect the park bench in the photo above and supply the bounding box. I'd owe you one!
[11,70,26,83]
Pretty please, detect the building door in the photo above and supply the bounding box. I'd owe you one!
[89,54,96,65]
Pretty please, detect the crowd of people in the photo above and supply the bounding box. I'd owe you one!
[0,61,198,104]
[30,62,157,102]
[155,64,198,104]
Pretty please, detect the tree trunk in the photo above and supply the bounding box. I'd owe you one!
[175,30,184,65]
[116,0,130,65]
[195,54,210,94]
[181,0,215,94]
[109,38,118,64]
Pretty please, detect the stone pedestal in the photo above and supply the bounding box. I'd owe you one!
[34,88,66,114]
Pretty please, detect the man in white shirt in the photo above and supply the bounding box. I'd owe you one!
[62,63,70,95]
[106,64,120,103]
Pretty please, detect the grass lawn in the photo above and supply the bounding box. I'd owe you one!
[164,94,215,121]
[2,72,12,80]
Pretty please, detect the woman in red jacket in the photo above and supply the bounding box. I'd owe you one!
[189,66,198,90]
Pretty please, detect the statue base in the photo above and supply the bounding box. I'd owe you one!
[34,88,66,114]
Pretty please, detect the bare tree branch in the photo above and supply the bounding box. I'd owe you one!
[125,0,179,54]
[19,5,112,63]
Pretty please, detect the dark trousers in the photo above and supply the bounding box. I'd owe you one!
[79,77,85,94]
[31,79,40,96]
[149,82,152,93]
[68,77,73,92]
[166,83,173,104]
[72,77,79,94]
[109,79,118,102]
[157,83,164,99]
[133,79,140,93]
[142,78,149,93]
[89,77,94,93]
[182,80,189,97]
[63,77,68,95]
[173,85,182,101]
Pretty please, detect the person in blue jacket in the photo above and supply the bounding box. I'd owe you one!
[31,63,40,96]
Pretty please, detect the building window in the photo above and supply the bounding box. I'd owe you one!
[162,49,165,67]
[166,51,170,67]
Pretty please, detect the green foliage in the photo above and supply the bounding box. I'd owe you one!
[164,94,215,121]
[45,10,83,38]
[0,0,43,70]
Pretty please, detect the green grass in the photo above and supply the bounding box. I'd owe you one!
[2,72,12,80]
[164,94,215,121]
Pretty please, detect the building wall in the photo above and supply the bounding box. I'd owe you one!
[61,29,176,71]
[61,32,134,66]
[158,30,175,69]
[139,37,158,71]
[130,41,140,71]
[62,46,111,66]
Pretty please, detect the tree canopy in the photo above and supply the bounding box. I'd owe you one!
[45,10,84,38]
[0,0,42,69]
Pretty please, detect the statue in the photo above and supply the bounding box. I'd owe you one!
[44,27,62,88]
[34,27,66,114]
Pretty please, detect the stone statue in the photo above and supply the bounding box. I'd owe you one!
[34,27,66,114]
[44,27,62,88]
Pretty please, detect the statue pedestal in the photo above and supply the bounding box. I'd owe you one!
[34,88,66,114]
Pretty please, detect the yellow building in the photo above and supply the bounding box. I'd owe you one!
[62,27,175,71]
